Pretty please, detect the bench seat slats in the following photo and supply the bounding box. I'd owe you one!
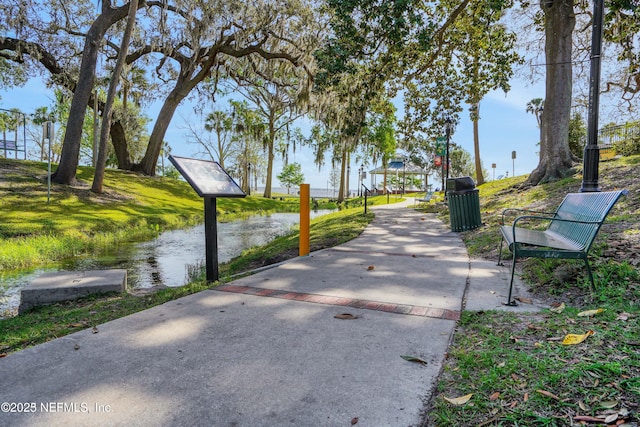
[500,226,583,251]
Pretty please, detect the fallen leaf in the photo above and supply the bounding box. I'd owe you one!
[509,400,518,409]
[550,302,566,313]
[489,392,500,401]
[516,296,532,304]
[523,393,529,402]
[0,353,7,358]
[92,326,99,334]
[577,308,605,317]
[400,355,428,365]
[367,265,375,271]
[562,330,595,345]
[334,313,359,320]
[598,400,618,409]
[69,323,85,328]
[351,417,359,425]
[443,393,473,405]
[604,413,618,423]
[497,362,506,368]
[536,389,560,400]
[616,312,630,321]
[574,415,606,422]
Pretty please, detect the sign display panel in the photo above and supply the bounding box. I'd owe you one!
[169,155,246,198]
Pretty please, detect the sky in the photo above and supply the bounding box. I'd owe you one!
[0,76,545,191]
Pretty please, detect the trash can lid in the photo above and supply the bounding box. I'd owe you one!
[446,176,475,192]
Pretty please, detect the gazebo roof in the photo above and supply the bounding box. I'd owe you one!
[369,158,429,175]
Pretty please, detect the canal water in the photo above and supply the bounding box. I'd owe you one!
[0,210,333,317]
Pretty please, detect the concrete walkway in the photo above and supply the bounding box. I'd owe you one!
[0,200,545,427]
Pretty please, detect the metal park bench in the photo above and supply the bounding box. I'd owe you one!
[414,191,433,206]
[498,190,628,305]
[1,139,18,151]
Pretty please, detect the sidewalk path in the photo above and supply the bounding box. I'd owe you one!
[0,200,544,426]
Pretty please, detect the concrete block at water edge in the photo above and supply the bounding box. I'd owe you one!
[19,269,127,314]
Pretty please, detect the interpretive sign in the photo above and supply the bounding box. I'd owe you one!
[169,155,246,282]
[168,155,245,197]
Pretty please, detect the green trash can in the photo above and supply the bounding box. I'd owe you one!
[446,177,482,232]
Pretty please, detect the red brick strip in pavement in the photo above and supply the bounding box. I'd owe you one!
[215,284,460,321]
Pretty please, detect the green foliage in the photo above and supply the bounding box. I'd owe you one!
[607,122,640,156]
[0,57,27,89]
[568,112,586,158]
[277,162,305,193]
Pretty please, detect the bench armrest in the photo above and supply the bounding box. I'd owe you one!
[500,208,554,226]
[513,215,602,227]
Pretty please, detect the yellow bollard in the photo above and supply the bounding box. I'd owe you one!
[299,183,310,256]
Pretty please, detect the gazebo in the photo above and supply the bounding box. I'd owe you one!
[367,157,431,194]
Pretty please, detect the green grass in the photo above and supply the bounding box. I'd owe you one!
[0,159,333,270]
[429,300,640,426]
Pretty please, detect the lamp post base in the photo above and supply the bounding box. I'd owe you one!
[580,145,600,193]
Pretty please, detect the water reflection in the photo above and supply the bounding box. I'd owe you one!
[0,210,332,316]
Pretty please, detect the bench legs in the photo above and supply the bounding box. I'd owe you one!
[497,237,505,266]
[504,248,518,306]
[498,237,518,306]
[583,257,596,292]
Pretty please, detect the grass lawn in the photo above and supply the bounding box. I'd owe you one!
[423,156,640,426]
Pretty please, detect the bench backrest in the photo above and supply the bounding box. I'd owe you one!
[549,190,627,250]
[0,139,17,150]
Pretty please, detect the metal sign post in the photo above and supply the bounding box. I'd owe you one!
[44,121,54,204]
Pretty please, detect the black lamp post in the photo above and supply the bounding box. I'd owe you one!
[445,117,452,184]
[247,162,251,196]
[402,157,406,195]
[581,0,604,193]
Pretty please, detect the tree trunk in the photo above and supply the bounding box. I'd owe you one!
[111,120,133,170]
[337,146,347,203]
[263,123,276,198]
[527,0,576,186]
[52,3,134,185]
[472,102,484,185]
[137,88,189,175]
[93,0,138,193]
